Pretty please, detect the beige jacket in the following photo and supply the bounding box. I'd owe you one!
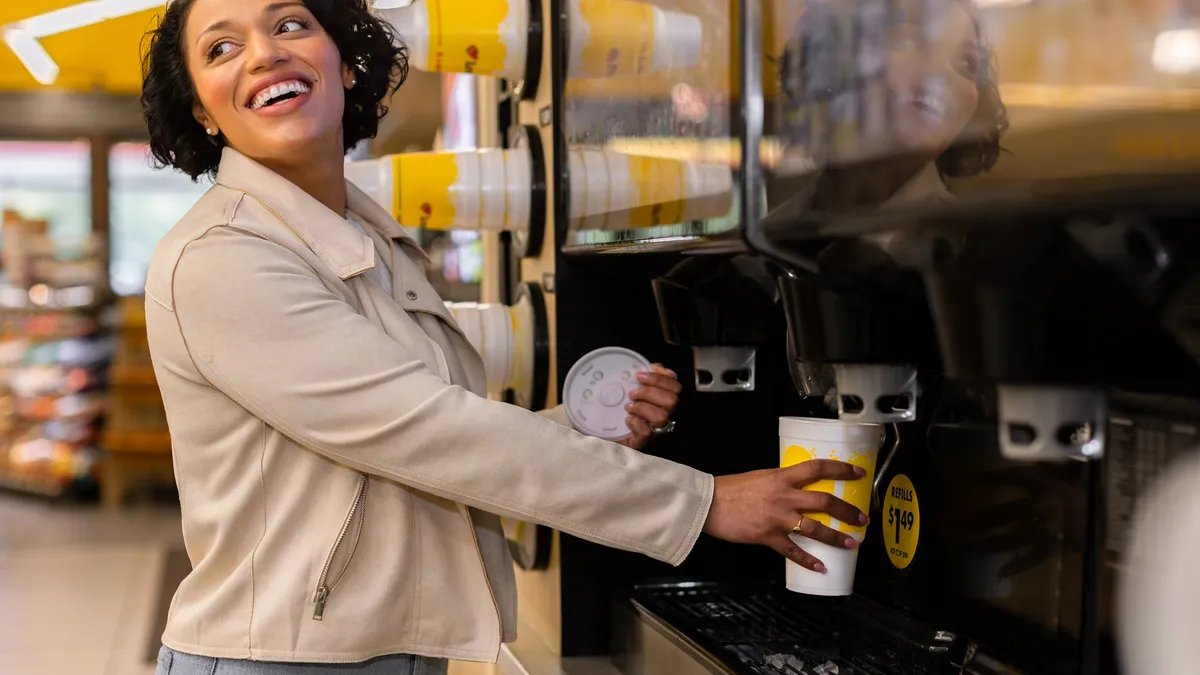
[145,148,714,664]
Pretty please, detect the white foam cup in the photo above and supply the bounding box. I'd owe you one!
[479,302,513,394]
[580,149,612,232]
[448,151,483,230]
[478,149,508,232]
[681,162,735,222]
[452,302,484,355]
[504,147,532,233]
[603,152,636,231]
[344,157,394,212]
[566,149,589,228]
[652,9,703,73]
[779,416,884,596]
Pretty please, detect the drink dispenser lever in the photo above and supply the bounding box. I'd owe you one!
[997,385,1107,462]
[871,423,901,511]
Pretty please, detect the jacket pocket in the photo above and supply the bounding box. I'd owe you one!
[312,474,369,621]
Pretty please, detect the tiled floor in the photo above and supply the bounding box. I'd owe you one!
[0,494,184,675]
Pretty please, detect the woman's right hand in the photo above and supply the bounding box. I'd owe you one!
[702,460,869,573]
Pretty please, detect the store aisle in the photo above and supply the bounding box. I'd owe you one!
[0,495,183,675]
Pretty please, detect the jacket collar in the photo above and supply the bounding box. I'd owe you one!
[215,147,427,280]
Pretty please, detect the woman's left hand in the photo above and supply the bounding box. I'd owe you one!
[619,364,682,450]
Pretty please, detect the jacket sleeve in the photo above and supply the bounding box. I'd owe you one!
[537,405,574,429]
[166,228,712,566]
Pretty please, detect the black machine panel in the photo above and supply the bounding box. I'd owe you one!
[547,0,1200,672]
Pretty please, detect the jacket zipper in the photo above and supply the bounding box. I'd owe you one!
[312,474,369,621]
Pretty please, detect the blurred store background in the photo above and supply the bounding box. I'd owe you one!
[0,4,488,674]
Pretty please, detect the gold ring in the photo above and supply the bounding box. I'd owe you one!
[792,517,806,534]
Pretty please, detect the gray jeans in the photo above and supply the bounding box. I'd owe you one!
[156,646,449,675]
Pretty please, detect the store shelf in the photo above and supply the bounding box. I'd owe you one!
[0,217,112,499]
[109,365,158,387]
[103,430,171,454]
[0,468,72,498]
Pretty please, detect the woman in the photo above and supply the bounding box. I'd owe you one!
[771,0,1008,216]
[141,1,868,673]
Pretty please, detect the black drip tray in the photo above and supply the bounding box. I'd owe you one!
[630,583,963,675]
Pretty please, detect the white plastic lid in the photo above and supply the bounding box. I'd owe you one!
[778,416,883,444]
[652,9,703,73]
[563,347,652,441]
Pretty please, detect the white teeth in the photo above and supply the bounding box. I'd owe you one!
[251,80,311,109]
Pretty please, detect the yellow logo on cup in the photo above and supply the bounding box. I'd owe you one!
[782,444,876,534]
[626,155,686,227]
[576,0,657,78]
[425,0,511,75]
[394,153,459,229]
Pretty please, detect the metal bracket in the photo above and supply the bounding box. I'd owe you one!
[998,385,1107,462]
[693,346,756,393]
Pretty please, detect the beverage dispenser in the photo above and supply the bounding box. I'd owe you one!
[384,0,1200,673]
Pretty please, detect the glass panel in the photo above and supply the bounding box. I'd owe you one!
[561,0,741,251]
[761,0,1200,233]
[109,143,209,297]
[0,141,91,261]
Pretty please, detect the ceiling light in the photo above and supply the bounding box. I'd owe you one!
[19,0,164,38]
[1,0,164,86]
[3,26,59,85]
[1153,28,1200,74]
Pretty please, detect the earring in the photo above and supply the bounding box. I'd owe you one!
[206,127,217,136]
[349,77,357,88]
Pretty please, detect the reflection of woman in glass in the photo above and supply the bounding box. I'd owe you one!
[773,0,1008,214]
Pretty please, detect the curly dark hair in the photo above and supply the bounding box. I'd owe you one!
[779,0,1009,179]
[141,0,408,180]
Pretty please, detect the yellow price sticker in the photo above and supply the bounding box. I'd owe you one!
[882,474,920,569]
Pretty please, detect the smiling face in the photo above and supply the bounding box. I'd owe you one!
[184,0,355,168]
[885,0,982,159]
